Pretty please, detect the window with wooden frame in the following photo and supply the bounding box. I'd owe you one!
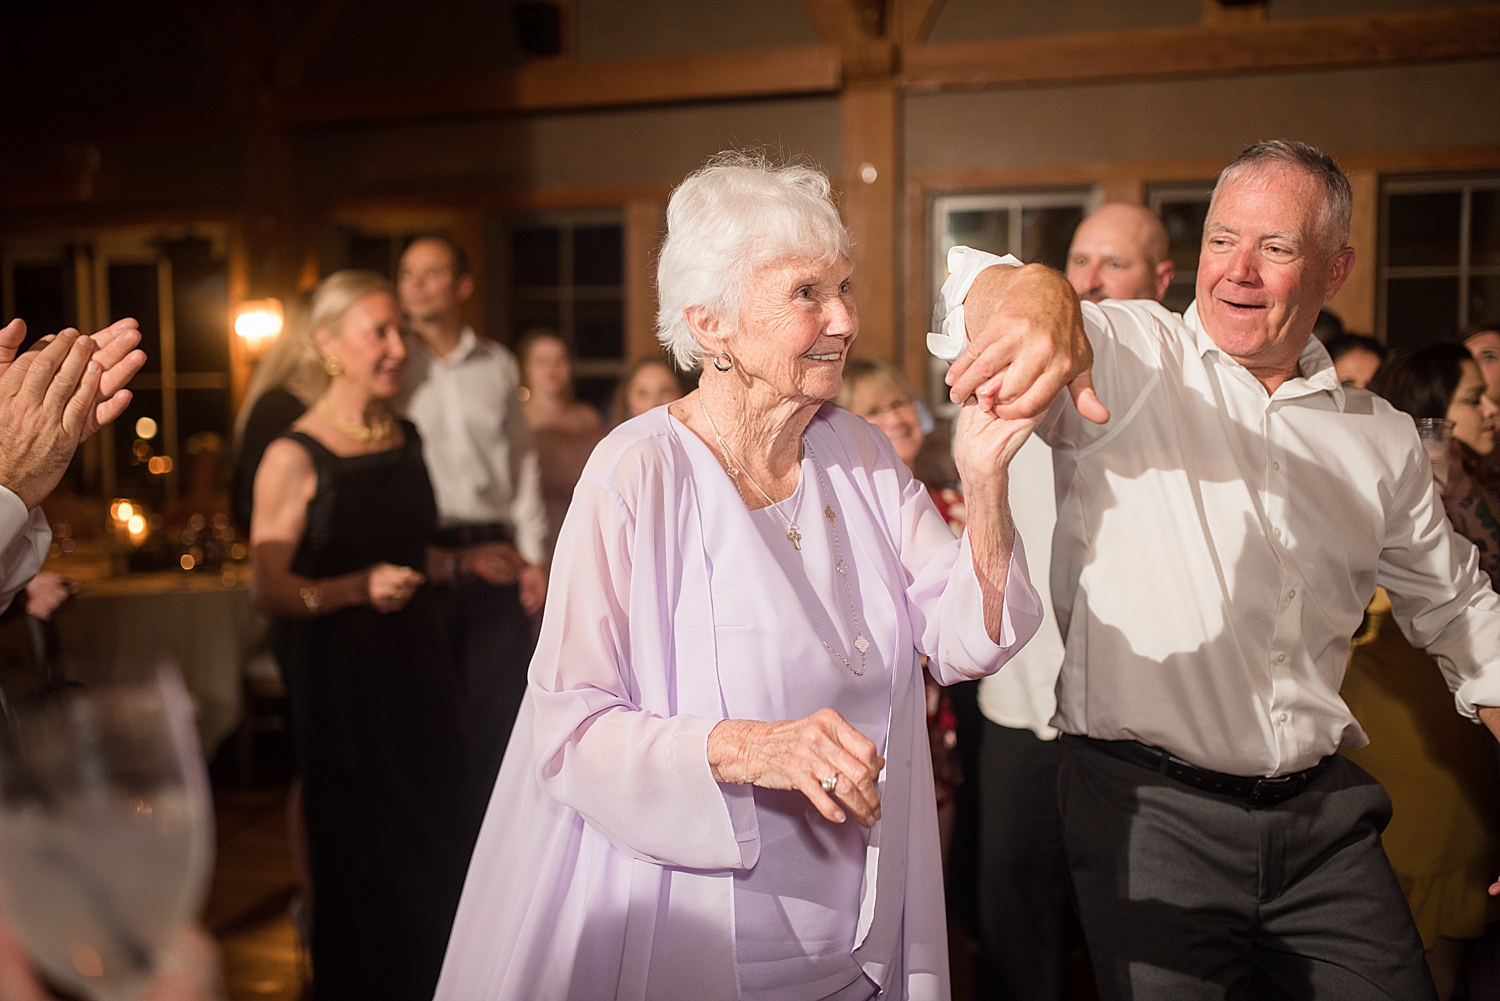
[0,226,232,517]
[927,189,1096,407]
[1146,181,1216,315]
[487,209,626,412]
[1380,174,1500,351]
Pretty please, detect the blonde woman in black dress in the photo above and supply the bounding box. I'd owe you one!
[251,270,518,1000]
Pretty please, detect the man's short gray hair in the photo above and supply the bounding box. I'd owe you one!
[656,150,851,371]
[1210,140,1353,253]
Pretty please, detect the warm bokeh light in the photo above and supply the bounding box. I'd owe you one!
[111,500,134,523]
[234,298,284,354]
[135,416,158,439]
[147,455,174,475]
[180,554,196,570]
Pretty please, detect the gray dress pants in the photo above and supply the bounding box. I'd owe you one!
[1057,736,1437,1001]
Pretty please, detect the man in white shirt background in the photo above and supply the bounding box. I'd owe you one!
[974,203,1175,1000]
[933,140,1500,999]
[397,236,548,796]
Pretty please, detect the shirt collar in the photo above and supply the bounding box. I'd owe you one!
[423,325,481,367]
[1183,300,1345,409]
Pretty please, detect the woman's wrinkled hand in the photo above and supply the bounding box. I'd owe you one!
[953,396,1041,497]
[707,709,885,827]
[367,563,424,614]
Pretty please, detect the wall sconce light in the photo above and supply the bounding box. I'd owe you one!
[234,298,284,355]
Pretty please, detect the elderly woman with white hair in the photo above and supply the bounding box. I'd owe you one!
[435,153,1043,1001]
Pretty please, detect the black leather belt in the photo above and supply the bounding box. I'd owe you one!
[1066,734,1333,808]
[434,522,513,548]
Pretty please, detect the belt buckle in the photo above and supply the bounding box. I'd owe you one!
[1248,773,1302,807]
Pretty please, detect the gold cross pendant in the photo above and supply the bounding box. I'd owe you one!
[788,527,802,550]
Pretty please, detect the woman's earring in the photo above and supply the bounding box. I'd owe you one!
[323,354,343,377]
[712,351,733,373]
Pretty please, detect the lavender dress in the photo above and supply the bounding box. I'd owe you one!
[434,404,1042,1001]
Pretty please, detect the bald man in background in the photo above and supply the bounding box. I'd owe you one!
[974,202,1173,1000]
[1066,202,1175,304]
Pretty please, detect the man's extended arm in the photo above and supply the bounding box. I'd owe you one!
[933,250,1107,424]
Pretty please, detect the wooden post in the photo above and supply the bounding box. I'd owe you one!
[625,199,664,363]
[1328,170,1378,335]
[842,78,901,365]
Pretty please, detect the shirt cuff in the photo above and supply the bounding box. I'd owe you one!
[0,486,31,547]
[717,782,761,869]
[927,247,1025,361]
[937,529,1045,678]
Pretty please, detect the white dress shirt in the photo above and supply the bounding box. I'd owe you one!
[934,247,1500,777]
[400,327,547,566]
[0,486,50,615]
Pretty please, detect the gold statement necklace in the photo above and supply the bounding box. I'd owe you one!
[317,397,394,444]
[698,396,869,676]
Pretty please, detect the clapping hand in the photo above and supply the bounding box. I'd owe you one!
[0,319,146,509]
[707,709,885,827]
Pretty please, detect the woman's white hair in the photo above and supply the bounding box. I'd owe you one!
[656,150,851,372]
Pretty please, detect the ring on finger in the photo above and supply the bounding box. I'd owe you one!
[820,775,838,794]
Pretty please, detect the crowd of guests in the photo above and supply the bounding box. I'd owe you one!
[4,140,1500,1001]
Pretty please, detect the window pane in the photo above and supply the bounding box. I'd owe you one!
[108,263,162,373]
[512,227,560,288]
[1387,192,1461,268]
[163,237,229,373]
[1160,200,1210,274]
[511,299,560,341]
[575,299,623,360]
[1386,276,1460,351]
[574,377,616,416]
[348,235,395,278]
[947,210,1009,261]
[12,260,72,351]
[1470,275,1500,329]
[573,225,623,287]
[1472,190,1500,268]
[1021,206,1084,271]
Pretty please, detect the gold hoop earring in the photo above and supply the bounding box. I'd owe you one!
[712,351,732,373]
[323,355,343,377]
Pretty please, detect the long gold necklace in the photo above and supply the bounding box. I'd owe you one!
[316,397,394,443]
[806,440,869,676]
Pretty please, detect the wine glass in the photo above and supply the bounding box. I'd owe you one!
[0,667,214,1001]
[1415,417,1455,491]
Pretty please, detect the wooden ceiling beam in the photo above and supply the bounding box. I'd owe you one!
[283,45,843,125]
[902,7,1500,91]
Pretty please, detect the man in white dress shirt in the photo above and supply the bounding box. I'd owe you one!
[975,203,1175,1000]
[0,317,143,616]
[397,236,548,794]
[932,141,1498,999]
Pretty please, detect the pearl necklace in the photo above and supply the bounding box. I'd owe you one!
[317,397,394,443]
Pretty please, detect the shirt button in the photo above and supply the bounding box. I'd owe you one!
[1272,461,1281,472]
[1278,712,1289,723]
[1277,653,1286,663]
[1273,527,1282,539]
[1288,589,1296,599]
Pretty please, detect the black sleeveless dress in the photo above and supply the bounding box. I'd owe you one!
[274,423,479,1001]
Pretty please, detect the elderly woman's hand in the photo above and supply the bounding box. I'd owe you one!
[953,398,1041,498]
[707,709,885,827]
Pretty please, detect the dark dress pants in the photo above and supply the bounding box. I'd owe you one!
[1058,736,1437,1001]
[978,718,1072,1001]
[436,578,535,802]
